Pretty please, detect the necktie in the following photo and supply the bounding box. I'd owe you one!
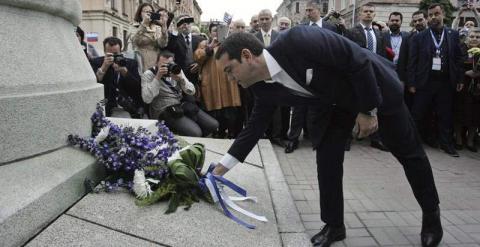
[263,33,270,46]
[185,35,190,46]
[365,27,374,52]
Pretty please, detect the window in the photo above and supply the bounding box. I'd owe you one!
[111,0,117,11]
[122,0,127,15]
[295,2,299,13]
[322,2,328,14]
[123,30,128,48]
[113,26,118,37]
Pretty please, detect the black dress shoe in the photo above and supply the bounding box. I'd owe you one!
[370,140,389,152]
[310,224,346,247]
[421,208,443,247]
[466,145,478,153]
[270,138,286,148]
[441,145,460,157]
[284,140,299,153]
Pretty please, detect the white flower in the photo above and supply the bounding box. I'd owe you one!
[94,126,110,144]
[133,169,153,199]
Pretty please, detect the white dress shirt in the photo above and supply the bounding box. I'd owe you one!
[220,49,314,169]
[309,18,323,28]
[390,31,403,65]
[260,29,273,46]
[359,23,377,54]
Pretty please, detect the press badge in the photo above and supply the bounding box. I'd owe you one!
[432,57,441,71]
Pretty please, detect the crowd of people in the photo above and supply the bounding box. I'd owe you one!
[76,0,480,158]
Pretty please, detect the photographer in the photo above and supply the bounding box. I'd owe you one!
[129,3,170,72]
[91,37,144,118]
[141,51,218,137]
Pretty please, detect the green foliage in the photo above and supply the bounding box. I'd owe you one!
[419,0,457,25]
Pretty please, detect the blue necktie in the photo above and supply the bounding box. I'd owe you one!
[365,27,374,52]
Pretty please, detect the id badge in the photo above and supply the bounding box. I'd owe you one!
[432,57,441,71]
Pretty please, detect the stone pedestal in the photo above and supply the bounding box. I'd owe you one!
[0,1,104,246]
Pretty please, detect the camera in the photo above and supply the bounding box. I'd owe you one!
[332,11,341,18]
[150,12,161,21]
[162,62,181,75]
[113,54,127,67]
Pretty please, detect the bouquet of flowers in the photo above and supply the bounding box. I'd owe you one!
[68,103,212,213]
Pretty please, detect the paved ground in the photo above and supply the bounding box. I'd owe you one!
[273,137,480,247]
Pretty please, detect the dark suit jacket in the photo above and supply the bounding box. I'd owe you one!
[227,26,404,161]
[90,57,143,112]
[254,29,279,46]
[407,27,463,89]
[345,24,387,58]
[384,31,410,82]
[300,20,341,34]
[166,33,205,83]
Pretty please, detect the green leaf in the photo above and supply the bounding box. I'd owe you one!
[166,193,180,214]
[135,181,175,206]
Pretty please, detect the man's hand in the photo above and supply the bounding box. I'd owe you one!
[212,163,229,176]
[101,53,114,72]
[155,64,169,80]
[189,63,199,74]
[408,86,416,94]
[171,71,183,82]
[456,83,464,92]
[355,112,378,139]
[112,63,128,76]
[208,37,219,49]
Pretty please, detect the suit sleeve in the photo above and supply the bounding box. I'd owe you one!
[452,32,465,84]
[289,29,382,113]
[227,91,276,162]
[407,34,420,88]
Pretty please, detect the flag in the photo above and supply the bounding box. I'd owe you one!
[86,32,99,42]
[223,12,233,25]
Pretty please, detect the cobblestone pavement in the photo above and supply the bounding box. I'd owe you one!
[273,138,480,246]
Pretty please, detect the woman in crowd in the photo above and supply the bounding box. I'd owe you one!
[194,22,243,138]
[130,3,169,72]
[141,51,218,137]
[455,28,480,152]
[75,26,99,60]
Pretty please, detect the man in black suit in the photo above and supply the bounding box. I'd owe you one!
[285,0,340,153]
[344,3,388,151]
[384,12,410,82]
[213,27,442,247]
[408,4,464,157]
[166,15,204,86]
[254,9,289,147]
[91,37,144,118]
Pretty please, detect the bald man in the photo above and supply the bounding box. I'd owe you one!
[232,19,246,33]
[278,16,291,31]
[249,14,260,33]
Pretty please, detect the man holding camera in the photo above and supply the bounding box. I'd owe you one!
[91,37,144,118]
[141,51,218,137]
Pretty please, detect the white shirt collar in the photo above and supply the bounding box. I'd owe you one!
[263,49,282,80]
[360,22,373,30]
[309,18,323,27]
[261,29,272,37]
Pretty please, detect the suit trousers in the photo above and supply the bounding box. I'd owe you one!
[316,104,440,226]
[411,79,454,148]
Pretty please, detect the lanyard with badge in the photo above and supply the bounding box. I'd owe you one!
[429,29,444,71]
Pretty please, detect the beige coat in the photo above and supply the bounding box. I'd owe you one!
[130,23,168,72]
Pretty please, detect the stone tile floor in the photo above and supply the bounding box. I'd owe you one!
[273,138,480,246]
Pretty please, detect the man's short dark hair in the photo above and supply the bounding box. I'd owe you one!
[157,50,175,62]
[389,12,403,22]
[215,32,264,62]
[412,10,427,18]
[362,3,375,10]
[428,3,444,12]
[306,0,321,9]
[103,36,122,50]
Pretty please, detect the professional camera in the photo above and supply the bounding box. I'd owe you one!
[162,62,181,75]
[113,54,127,67]
[332,11,341,18]
[150,12,161,21]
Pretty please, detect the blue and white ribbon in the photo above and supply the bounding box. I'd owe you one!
[199,165,268,229]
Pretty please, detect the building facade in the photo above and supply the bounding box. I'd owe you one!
[80,0,202,53]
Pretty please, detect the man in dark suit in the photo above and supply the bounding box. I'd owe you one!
[408,4,464,157]
[254,9,288,147]
[213,27,443,247]
[285,0,340,153]
[91,37,144,118]
[166,15,204,86]
[384,12,410,82]
[344,3,388,151]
